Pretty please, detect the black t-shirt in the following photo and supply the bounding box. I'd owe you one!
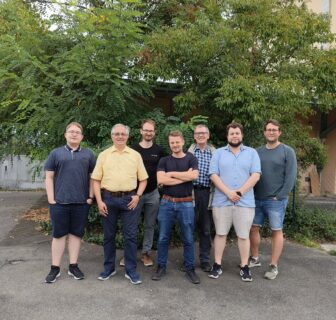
[157,152,198,198]
[132,143,165,193]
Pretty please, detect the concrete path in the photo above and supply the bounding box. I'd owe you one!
[0,191,335,320]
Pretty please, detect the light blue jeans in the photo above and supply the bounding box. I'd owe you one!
[253,197,289,230]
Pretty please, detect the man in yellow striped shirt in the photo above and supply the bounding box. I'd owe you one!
[92,124,148,285]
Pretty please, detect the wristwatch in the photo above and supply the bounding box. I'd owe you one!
[236,191,242,197]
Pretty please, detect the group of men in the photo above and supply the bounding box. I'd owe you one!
[44,118,297,285]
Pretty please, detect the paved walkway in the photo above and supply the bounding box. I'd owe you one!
[0,191,335,320]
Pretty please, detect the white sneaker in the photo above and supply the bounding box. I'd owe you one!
[264,264,278,280]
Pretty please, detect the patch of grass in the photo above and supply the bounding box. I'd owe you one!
[329,250,336,256]
[292,234,320,248]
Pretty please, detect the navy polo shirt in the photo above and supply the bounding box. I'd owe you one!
[44,145,96,204]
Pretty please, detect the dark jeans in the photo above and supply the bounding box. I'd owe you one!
[101,192,140,274]
[194,188,212,263]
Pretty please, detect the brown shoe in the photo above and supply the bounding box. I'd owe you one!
[141,253,154,267]
[119,257,125,267]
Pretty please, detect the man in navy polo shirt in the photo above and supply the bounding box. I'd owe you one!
[44,122,96,283]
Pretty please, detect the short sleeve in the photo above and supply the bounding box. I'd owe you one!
[91,152,105,181]
[208,149,220,176]
[250,149,261,174]
[44,150,56,172]
[157,157,167,172]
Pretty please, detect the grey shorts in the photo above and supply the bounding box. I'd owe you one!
[212,206,255,239]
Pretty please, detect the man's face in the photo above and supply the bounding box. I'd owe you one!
[111,125,129,148]
[169,136,184,154]
[194,127,209,145]
[227,127,243,147]
[64,125,83,146]
[264,123,281,143]
[140,122,155,142]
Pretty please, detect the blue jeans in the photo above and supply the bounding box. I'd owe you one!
[101,192,140,274]
[157,198,195,270]
[253,197,289,230]
[138,189,160,254]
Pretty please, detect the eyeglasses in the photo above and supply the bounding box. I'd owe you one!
[66,130,82,135]
[142,129,155,133]
[112,132,128,137]
[194,132,208,136]
[265,129,279,133]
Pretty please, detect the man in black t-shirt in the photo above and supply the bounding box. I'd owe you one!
[131,119,165,267]
[152,130,201,284]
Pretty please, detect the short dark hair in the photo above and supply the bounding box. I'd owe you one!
[264,119,280,131]
[169,130,184,139]
[141,119,156,129]
[226,122,243,135]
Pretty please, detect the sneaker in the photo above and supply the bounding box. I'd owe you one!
[125,272,142,285]
[152,265,166,281]
[141,253,154,267]
[98,269,117,281]
[264,264,278,280]
[208,263,222,279]
[240,265,253,282]
[68,264,84,280]
[45,265,60,283]
[248,256,261,268]
[185,269,200,284]
[119,257,125,267]
[200,261,212,272]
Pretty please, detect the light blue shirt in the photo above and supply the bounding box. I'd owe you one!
[209,145,261,208]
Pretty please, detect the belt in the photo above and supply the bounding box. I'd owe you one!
[102,189,135,198]
[163,195,193,202]
[193,185,210,190]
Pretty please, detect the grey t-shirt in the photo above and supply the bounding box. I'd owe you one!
[44,145,96,204]
[254,144,297,200]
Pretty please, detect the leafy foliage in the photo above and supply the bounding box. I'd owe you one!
[0,0,151,160]
[142,0,336,168]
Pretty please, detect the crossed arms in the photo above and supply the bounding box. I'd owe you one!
[157,168,199,186]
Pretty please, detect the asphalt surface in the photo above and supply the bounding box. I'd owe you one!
[0,191,335,320]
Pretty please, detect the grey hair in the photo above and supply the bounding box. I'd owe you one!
[194,124,209,133]
[111,124,130,136]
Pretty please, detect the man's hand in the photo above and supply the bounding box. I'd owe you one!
[97,201,108,217]
[127,195,140,210]
[227,190,241,203]
[48,200,56,205]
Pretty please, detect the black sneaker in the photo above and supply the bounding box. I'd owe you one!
[152,265,166,281]
[185,269,200,284]
[208,263,222,279]
[240,265,253,282]
[45,265,60,283]
[200,261,212,272]
[68,264,84,280]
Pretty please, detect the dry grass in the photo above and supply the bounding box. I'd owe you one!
[21,208,49,222]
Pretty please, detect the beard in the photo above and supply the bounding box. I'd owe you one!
[228,140,242,148]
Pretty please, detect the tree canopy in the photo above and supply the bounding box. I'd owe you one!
[0,0,335,169]
[142,0,336,167]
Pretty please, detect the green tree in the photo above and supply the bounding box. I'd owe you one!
[0,0,151,160]
[142,0,336,168]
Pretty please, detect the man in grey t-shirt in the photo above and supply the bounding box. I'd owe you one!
[250,119,297,280]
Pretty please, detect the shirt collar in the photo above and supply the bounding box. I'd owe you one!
[111,145,131,153]
[223,144,246,152]
[64,145,81,152]
[195,144,212,152]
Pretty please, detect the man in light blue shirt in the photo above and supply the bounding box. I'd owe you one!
[208,122,261,282]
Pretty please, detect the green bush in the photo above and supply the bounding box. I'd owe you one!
[284,206,336,242]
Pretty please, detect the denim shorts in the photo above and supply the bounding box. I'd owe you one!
[49,203,90,238]
[253,197,288,230]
